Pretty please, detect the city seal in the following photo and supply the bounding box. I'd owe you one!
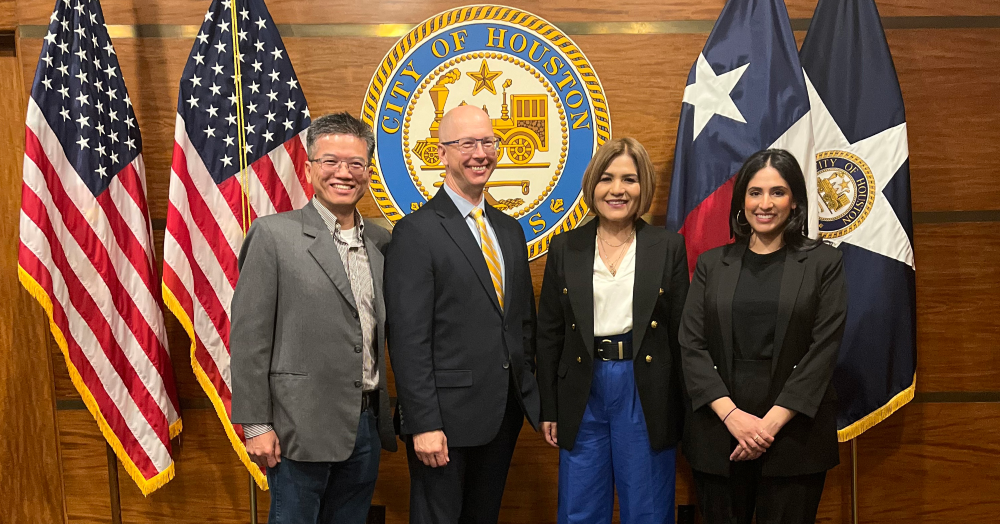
[362,5,611,259]
[816,150,876,239]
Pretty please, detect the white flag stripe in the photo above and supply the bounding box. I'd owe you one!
[768,110,819,238]
[246,166,279,218]
[19,212,173,472]
[26,118,173,378]
[166,171,237,323]
[174,115,245,255]
[162,232,233,389]
[22,164,177,425]
[107,175,155,269]
[269,142,310,208]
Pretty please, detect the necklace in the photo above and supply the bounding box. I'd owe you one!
[596,227,635,247]
[597,228,635,276]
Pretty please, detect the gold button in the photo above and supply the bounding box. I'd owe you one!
[562,288,568,294]
[651,321,658,329]
[646,355,653,363]
[658,288,664,295]
[571,323,576,330]
[576,356,582,363]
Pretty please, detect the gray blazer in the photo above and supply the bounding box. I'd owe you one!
[230,203,397,463]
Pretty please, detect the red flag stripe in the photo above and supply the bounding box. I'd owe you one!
[20,185,172,453]
[18,243,160,477]
[284,135,312,200]
[252,154,293,213]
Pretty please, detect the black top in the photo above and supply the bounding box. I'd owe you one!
[732,247,785,360]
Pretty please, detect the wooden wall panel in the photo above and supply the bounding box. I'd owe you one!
[0,49,67,523]
[13,0,1000,26]
[914,222,1000,392]
[891,29,1000,213]
[0,0,16,31]
[856,402,1000,522]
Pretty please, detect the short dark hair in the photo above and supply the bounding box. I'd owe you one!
[729,148,818,251]
[306,112,375,161]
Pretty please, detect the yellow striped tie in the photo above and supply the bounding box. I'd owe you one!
[470,208,504,309]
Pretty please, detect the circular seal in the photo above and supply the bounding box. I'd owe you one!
[815,150,876,239]
[362,5,611,259]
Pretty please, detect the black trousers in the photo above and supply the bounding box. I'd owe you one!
[692,460,827,524]
[405,376,524,524]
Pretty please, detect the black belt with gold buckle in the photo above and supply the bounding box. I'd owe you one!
[594,332,633,361]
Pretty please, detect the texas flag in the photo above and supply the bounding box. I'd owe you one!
[667,0,816,272]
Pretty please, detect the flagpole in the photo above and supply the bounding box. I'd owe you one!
[851,439,859,524]
[106,443,122,524]
[249,472,258,524]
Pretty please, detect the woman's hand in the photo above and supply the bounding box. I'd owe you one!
[725,409,773,458]
[541,421,558,448]
[761,405,797,439]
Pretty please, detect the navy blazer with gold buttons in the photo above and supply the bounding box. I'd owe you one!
[536,218,690,451]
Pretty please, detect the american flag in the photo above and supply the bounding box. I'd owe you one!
[161,0,311,488]
[18,0,181,495]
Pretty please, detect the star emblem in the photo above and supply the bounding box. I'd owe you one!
[805,75,912,268]
[465,60,502,96]
[682,53,749,140]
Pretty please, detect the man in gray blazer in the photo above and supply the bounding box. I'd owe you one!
[231,112,396,524]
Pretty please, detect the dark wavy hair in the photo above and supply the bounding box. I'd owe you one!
[729,149,818,251]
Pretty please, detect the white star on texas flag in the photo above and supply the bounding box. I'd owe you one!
[805,74,913,268]
[682,53,750,140]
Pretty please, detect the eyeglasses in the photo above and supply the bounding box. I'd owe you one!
[309,157,369,175]
[440,137,499,153]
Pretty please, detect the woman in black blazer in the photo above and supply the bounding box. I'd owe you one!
[680,149,848,524]
[537,138,689,524]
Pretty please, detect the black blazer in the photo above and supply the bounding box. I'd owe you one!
[536,219,689,451]
[384,189,541,447]
[680,241,847,477]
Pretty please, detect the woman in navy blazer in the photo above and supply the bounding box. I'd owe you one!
[537,138,689,524]
[680,149,848,524]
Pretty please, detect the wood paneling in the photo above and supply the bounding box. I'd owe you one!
[0,0,16,31]
[0,50,66,523]
[855,402,1000,522]
[891,29,1000,212]
[914,222,1000,392]
[13,0,1000,26]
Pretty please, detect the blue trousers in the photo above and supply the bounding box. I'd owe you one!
[265,408,380,524]
[558,359,676,524]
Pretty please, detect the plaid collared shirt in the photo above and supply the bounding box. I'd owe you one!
[311,198,379,392]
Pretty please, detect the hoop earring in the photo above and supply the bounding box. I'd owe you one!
[736,209,750,226]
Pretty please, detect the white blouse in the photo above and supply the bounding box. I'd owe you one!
[593,237,636,337]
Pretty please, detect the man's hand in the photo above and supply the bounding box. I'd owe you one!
[246,430,282,468]
[413,430,449,468]
[541,422,558,448]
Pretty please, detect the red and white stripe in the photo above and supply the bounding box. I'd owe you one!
[18,99,181,494]
[161,113,310,486]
